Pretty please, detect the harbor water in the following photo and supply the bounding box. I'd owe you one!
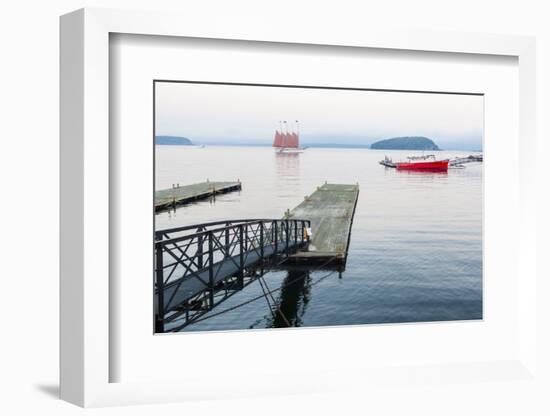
[155,145,483,331]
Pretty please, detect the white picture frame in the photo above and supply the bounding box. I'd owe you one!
[60,8,537,407]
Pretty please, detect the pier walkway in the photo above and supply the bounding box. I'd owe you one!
[155,218,310,331]
[155,180,241,212]
[286,183,359,266]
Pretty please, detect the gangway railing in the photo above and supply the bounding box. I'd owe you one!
[155,218,310,332]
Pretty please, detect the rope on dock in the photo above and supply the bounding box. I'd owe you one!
[174,256,339,329]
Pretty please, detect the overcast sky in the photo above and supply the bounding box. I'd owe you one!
[155,82,484,150]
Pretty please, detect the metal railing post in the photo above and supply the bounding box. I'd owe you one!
[197,231,204,269]
[260,221,264,260]
[285,219,290,257]
[208,231,214,306]
[274,221,278,256]
[155,238,165,333]
[239,224,244,287]
[225,222,230,258]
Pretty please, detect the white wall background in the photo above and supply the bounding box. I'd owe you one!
[0,0,548,414]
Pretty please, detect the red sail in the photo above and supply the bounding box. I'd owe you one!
[273,129,300,148]
[283,132,298,148]
[281,133,289,147]
[286,133,294,148]
[273,130,283,147]
[290,133,299,148]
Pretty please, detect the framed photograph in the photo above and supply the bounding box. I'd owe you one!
[60,8,537,407]
[152,81,484,334]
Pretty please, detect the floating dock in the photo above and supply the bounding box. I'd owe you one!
[286,183,359,267]
[449,154,483,166]
[155,180,241,212]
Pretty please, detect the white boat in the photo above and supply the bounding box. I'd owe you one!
[276,147,304,154]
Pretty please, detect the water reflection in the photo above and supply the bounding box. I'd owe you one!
[269,270,311,328]
[382,167,449,177]
[156,146,483,330]
[274,152,300,179]
[397,170,448,177]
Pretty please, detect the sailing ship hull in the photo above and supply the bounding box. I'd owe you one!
[276,147,304,154]
[396,160,449,172]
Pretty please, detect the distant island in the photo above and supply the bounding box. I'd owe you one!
[155,136,193,145]
[370,136,440,150]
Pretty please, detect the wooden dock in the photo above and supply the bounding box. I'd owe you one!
[155,180,241,212]
[286,183,359,267]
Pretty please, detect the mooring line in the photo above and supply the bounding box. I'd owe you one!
[257,276,276,319]
[260,276,292,327]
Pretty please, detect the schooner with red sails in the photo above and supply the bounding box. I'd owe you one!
[273,120,304,153]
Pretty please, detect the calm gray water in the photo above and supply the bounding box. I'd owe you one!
[155,145,483,331]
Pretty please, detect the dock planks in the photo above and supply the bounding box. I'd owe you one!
[287,183,359,266]
[155,181,241,212]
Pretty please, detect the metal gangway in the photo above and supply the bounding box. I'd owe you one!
[155,218,310,332]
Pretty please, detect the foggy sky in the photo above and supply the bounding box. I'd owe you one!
[155,82,484,150]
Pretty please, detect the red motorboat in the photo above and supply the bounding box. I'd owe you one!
[395,155,449,172]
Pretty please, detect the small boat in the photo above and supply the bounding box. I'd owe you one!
[379,154,449,171]
[379,155,396,168]
[396,155,449,172]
